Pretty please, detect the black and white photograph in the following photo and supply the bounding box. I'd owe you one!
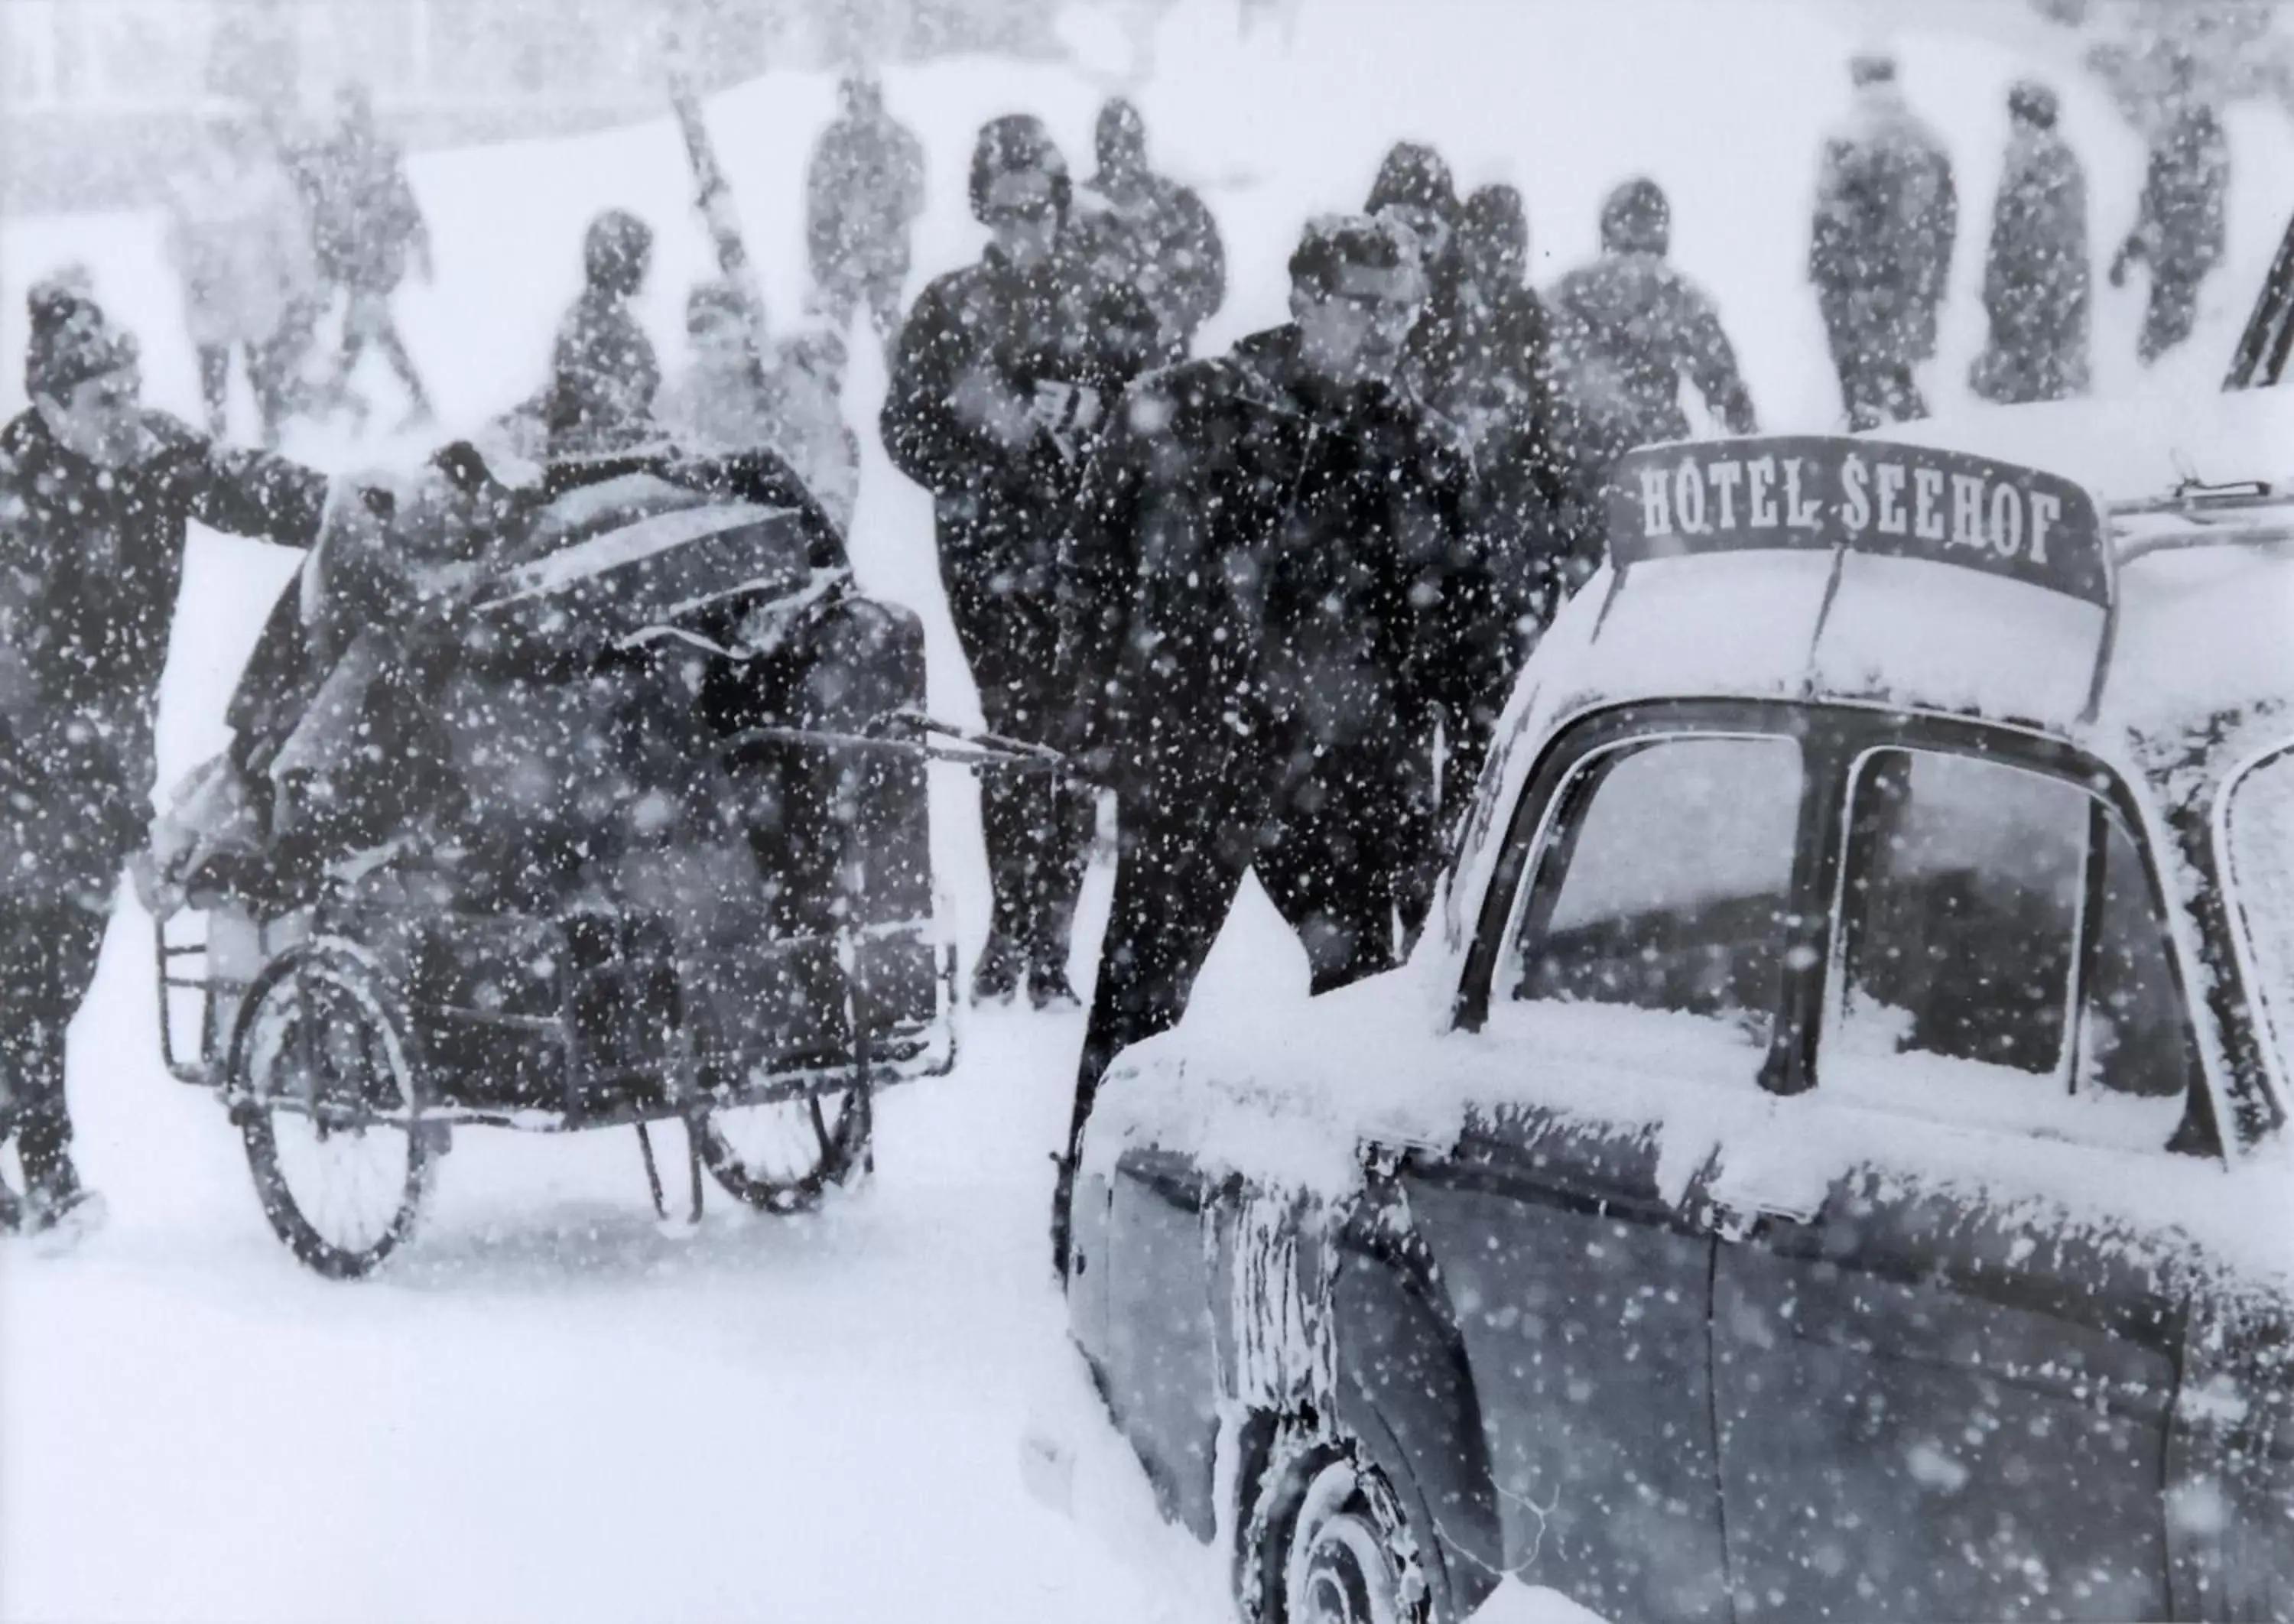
[2,1,2292,1619]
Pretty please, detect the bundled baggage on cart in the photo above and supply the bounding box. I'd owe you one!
[148,443,1033,1277]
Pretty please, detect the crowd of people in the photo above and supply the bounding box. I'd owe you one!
[0,53,2250,1249]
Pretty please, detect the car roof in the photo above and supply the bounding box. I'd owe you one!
[1536,399,2294,804]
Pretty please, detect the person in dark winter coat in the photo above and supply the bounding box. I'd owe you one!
[2111,83,2231,365]
[1809,54,1958,430]
[1971,80,2091,405]
[805,75,927,349]
[1365,141,1468,408]
[1049,214,1503,1272]
[1074,98,1226,355]
[1447,184,1577,640]
[301,82,433,429]
[880,115,1169,1009]
[547,209,661,457]
[0,284,330,1236]
[1546,177,1758,474]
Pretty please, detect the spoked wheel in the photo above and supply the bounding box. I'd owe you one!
[1243,1426,1434,1624]
[694,1073,871,1214]
[230,944,435,1278]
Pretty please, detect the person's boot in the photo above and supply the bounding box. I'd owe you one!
[1027,961,1080,1012]
[970,933,1024,1006]
[21,1159,105,1250]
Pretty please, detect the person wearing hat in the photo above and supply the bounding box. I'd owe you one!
[1074,97,1226,356]
[1364,140,1469,408]
[544,209,661,458]
[1545,176,1758,473]
[881,114,1169,1012]
[804,73,926,355]
[1971,80,2091,405]
[1808,51,1959,430]
[1048,213,1505,1273]
[0,282,332,1238]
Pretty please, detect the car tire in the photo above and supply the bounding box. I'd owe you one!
[1240,1418,1436,1624]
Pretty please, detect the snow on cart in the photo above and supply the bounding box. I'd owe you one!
[144,444,1035,1278]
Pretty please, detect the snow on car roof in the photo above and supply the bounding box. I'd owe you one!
[1548,411,2294,782]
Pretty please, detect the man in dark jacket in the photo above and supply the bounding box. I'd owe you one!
[805,75,927,351]
[1808,54,1958,429]
[1050,214,1502,1272]
[548,209,661,457]
[881,115,1168,1009]
[1547,177,1758,475]
[0,284,330,1236]
[302,82,434,430]
[1971,80,2091,405]
[1074,98,1226,356]
[2111,79,2230,365]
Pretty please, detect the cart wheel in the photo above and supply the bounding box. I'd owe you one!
[695,1078,871,1214]
[230,945,435,1278]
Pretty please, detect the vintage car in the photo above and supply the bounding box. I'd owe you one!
[151,447,971,1277]
[1040,388,2294,1623]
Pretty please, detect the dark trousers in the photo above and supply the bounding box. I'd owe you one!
[1821,295,1930,432]
[197,338,295,446]
[817,256,908,349]
[2139,265,2205,364]
[944,575,1089,983]
[338,287,431,410]
[0,892,111,1197]
[1062,730,1407,1180]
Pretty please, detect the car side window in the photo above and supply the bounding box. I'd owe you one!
[1824,748,2197,1149]
[1503,734,1804,1048]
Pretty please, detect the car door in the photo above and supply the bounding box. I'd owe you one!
[1710,732,2203,1621]
[1405,714,1815,1623]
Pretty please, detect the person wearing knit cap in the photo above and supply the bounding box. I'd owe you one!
[881,113,1168,1011]
[1971,79,2091,404]
[0,283,331,1239]
[1808,50,1958,429]
[1364,140,1469,405]
[1048,212,1503,1274]
[804,73,925,355]
[1074,97,1226,355]
[1545,176,1757,470]
[544,209,661,457]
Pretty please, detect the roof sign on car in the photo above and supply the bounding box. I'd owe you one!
[1606,437,2110,609]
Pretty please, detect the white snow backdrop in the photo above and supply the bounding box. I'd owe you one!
[2,0,2291,1619]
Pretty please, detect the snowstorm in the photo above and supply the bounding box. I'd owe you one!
[3,2,2293,1621]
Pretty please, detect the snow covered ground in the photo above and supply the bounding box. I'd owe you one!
[2,2,2291,1619]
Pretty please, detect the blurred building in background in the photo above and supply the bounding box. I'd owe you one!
[0,0,1064,213]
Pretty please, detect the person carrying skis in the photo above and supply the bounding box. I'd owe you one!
[1049,213,1505,1272]
[0,284,333,1239]
[1073,98,1226,356]
[804,74,927,351]
[1971,80,2091,405]
[1808,52,1958,430]
[881,115,1169,1010]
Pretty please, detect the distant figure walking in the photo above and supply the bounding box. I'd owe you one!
[2111,72,2230,365]
[1971,80,2091,405]
[1809,53,1958,430]
[805,74,926,351]
[1546,177,1757,471]
[1074,98,1226,356]
[164,104,320,447]
[302,83,433,430]
[547,210,660,456]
